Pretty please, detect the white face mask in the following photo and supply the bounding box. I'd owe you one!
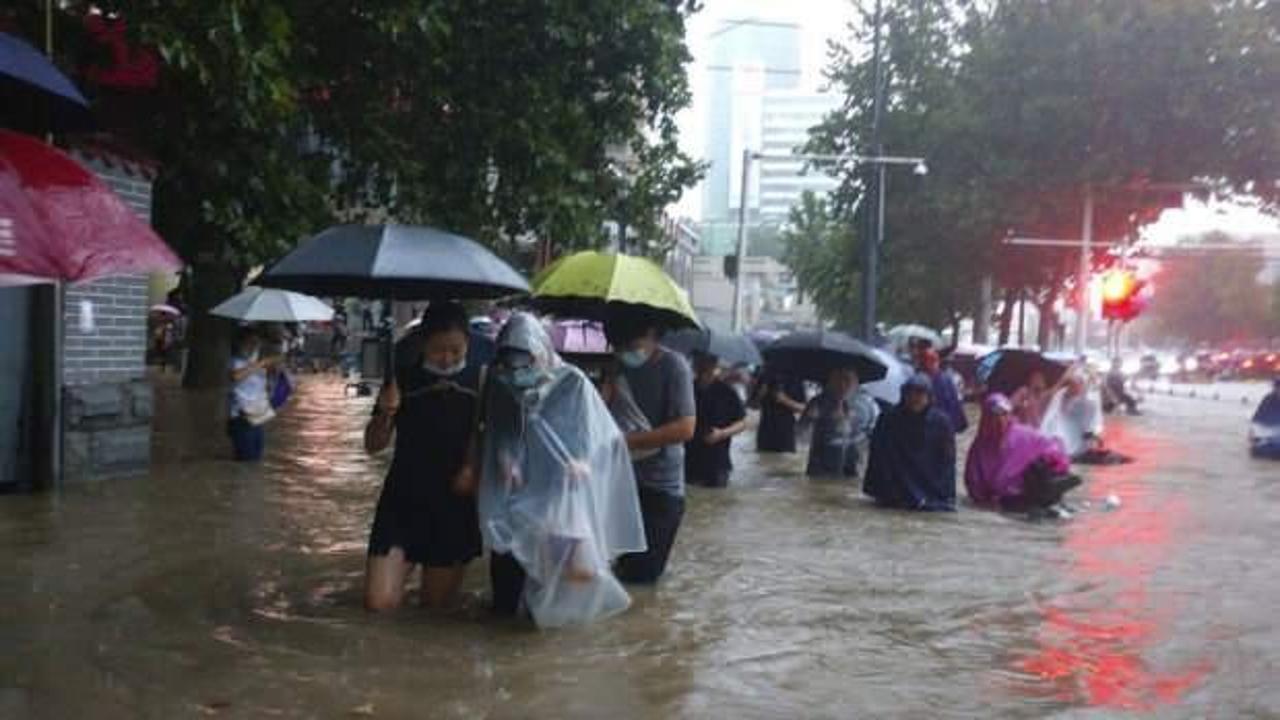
[617,347,651,369]
[423,358,466,377]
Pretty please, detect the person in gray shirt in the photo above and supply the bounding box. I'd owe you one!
[605,314,696,583]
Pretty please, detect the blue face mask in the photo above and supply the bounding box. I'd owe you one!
[617,347,651,369]
[505,366,543,389]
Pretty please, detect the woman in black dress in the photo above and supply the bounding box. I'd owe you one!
[753,371,807,453]
[363,302,483,611]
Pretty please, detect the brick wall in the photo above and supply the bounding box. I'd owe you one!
[62,154,152,386]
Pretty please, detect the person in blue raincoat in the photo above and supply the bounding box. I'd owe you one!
[921,348,968,434]
[478,313,647,628]
[862,373,957,511]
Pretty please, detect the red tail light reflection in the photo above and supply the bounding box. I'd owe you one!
[1014,426,1212,711]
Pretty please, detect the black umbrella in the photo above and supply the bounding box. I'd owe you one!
[259,224,528,382]
[662,328,763,367]
[258,224,530,300]
[762,330,888,384]
[977,349,1069,396]
[1,32,93,133]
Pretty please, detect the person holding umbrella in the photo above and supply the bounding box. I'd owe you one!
[862,373,957,512]
[227,327,284,461]
[800,366,879,479]
[362,302,484,612]
[752,370,807,454]
[686,351,748,488]
[605,312,696,584]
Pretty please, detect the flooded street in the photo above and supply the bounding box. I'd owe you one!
[2,376,1277,719]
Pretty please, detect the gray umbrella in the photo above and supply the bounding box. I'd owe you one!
[662,328,763,367]
[258,224,530,300]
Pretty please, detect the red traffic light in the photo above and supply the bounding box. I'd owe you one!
[1100,269,1146,321]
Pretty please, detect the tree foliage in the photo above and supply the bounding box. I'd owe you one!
[1147,233,1275,344]
[788,0,1280,341]
[8,1,703,385]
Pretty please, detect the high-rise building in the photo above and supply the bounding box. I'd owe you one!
[697,19,840,255]
[758,91,841,220]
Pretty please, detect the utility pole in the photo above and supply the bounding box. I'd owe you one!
[731,148,752,332]
[861,0,885,342]
[1075,185,1094,355]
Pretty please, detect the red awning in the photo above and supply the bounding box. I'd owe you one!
[0,129,181,283]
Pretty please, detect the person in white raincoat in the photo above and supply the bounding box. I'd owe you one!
[1040,370,1104,458]
[479,313,647,628]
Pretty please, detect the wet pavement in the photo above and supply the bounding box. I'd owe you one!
[1,375,1277,719]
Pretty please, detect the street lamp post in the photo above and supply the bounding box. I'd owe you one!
[731,150,927,334]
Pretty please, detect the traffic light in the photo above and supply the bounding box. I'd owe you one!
[1100,269,1147,321]
[723,254,739,280]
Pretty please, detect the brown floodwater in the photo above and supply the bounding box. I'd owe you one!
[1,375,1277,719]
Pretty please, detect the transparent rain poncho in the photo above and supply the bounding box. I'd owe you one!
[478,314,647,628]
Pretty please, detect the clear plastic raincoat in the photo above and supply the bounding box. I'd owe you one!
[1040,381,1104,456]
[479,314,647,628]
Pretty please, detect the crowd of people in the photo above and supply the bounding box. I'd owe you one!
[228,304,1198,628]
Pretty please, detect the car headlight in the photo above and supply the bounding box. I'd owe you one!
[1160,357,1179,375]
[1183,358,1199,372]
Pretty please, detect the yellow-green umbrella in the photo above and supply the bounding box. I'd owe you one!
[532,251,699,328]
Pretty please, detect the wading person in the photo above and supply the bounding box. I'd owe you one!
[685,351,748,488]
[1102,358,1141,415]
[227,327,281,462]
[753,370,807,453]
[605,314,696,584]
[478,314,646,627]
[801,366,878,479]
[1011,370,1055,428]
[1041,371,1114,462]
[921,349,969,434]
[362,302,483,612]
[965,393,1081,513]
[863,373,957,511]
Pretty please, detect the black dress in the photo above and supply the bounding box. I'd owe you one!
[756,374,805,453]
[686,380,746,487]
[367,355,483,567]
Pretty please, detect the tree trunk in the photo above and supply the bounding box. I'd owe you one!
[997,287,1017,346]
[182,260,241,389]
[1036,299,1058,351]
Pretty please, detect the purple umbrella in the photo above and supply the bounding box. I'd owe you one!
[548,319,610,357]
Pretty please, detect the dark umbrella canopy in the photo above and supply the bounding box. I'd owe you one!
[259,224,530,300]
[663,328,763,367]
[763,330,888,384]
[1,32,93,133]
[977,349,1069,396]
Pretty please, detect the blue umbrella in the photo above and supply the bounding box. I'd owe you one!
[1,32,92,132]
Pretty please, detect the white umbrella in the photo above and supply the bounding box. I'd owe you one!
[886,324,943,350]
[863,347,913,406]
[210,286,334,323]
[149,303,181,316]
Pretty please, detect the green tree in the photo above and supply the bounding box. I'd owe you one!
[800,0,1280,346]
[780,192,861,329]
[11,1,702,386]
[1148,234,1273,344]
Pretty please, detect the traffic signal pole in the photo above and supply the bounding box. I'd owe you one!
[1076,185,1094,356]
